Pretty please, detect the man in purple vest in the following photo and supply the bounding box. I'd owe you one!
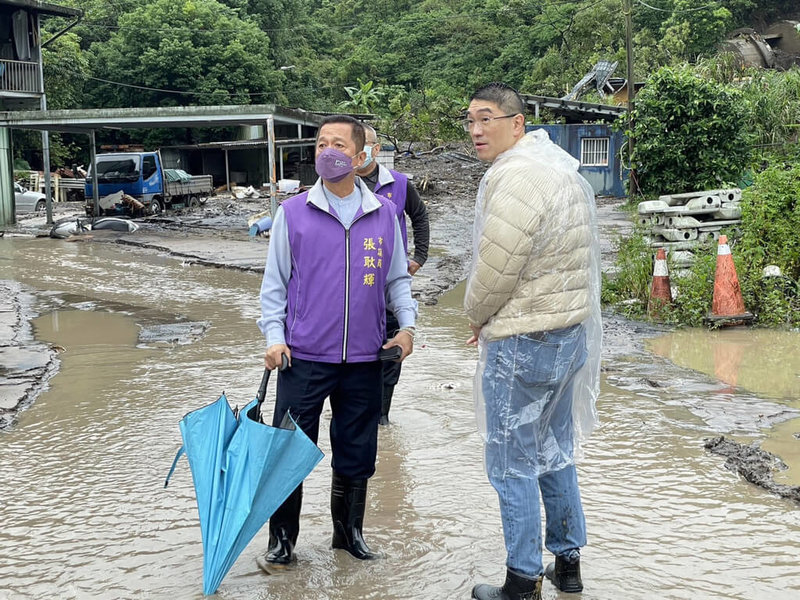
[256,115,417,571]
[356,124,429,425]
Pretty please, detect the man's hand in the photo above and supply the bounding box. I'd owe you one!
[265,344,291,370]
[408,260,421,276]
[383,329,414,361]
[466,324,481,347]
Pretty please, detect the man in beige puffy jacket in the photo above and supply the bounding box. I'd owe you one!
[464,83,601,600]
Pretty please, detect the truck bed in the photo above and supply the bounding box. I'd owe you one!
[164,174,214,198]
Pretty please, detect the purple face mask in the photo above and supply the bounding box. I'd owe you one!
[315,148,356,183]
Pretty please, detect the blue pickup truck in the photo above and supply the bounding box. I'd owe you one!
[85,151,214,216]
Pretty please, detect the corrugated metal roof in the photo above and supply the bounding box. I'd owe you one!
[521,94,627,123]
[0,104,323,133]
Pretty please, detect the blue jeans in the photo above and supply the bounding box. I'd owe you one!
[482,325,587,577]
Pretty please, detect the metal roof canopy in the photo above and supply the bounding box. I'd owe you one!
[521,94,627,124]
[0,103,324,133]
[163,136,317,151]
[0,104,324,219]
[0,0,82,18]
[162,137,319,186]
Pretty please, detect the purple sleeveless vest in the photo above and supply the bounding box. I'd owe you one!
[281,191,396,363]
[374,169,409,253]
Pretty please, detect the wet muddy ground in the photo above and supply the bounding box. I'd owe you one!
[2,150,800,599]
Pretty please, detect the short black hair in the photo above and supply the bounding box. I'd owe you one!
[317,115,366,151]
[470,82,525,116]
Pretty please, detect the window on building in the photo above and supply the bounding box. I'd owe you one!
[580,137,610,166]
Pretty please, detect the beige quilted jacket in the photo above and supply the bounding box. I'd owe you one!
[464,131,594,341]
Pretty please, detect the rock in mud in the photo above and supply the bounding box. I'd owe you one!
[138,321,210,346]
[705,436,800,503]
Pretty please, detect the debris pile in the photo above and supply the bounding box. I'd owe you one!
[231,186,261,200]
[638,188,743,269]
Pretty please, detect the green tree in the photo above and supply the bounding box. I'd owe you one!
[379,84,466,149]
[220,0,313,70]
[659,1,733,60]
[87,0,283,108]
[13,30,90,170]
[43,31,89,110]
[61,0,141,49]
[624,65,752,195]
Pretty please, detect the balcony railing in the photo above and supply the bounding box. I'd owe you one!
[0,58,42,95]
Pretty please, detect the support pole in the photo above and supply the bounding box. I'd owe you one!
[42,132,52,223]
[267,117,277,217]
[89,130,99,218]
[0,127,14,226]
[38,37,53,225]
[224,149,230,191]
[624,0,639,196]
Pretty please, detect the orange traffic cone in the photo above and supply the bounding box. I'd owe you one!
[648,248,672,318]
[707,235,753,326]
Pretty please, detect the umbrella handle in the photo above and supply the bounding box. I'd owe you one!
[255,354,289,411]
[256,368,271,403]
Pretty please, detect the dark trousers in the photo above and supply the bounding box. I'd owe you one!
[274,358,383,479]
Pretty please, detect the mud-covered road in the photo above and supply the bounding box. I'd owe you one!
[3,147,799,503]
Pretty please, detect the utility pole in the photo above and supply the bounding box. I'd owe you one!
[624,0,639,196]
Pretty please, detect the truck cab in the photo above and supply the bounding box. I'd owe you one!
[85,152,166,215]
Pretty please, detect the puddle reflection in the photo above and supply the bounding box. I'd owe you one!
[647,328,800,401]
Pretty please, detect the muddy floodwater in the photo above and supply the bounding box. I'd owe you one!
[647,329,800,486]
[1,237,800,600]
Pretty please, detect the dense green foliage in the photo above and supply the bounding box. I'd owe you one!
[625,65,752,196]
[18,0,800,326]
[600,230,652,314]
[26,0,795,160]
[89,0,281,108]
[739,69,800,150]
[736,164,800,326]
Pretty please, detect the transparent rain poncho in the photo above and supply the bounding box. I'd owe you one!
[464,129,602,478]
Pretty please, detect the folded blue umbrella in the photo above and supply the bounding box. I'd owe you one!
[166,369,323,595]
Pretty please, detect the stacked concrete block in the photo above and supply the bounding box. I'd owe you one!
[638,188,743,268]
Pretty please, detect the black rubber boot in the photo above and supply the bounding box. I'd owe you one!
[256,484,302,572]
[471,569,542,600]
[379,385,394,426]
[544,554,583,593]
[330,471,381,560]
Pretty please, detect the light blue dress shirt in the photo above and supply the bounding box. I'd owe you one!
[257,178,417,347]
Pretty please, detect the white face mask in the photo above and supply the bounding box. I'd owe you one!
[361,144,377,169]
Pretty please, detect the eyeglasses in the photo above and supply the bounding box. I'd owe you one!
[461,114,519,132]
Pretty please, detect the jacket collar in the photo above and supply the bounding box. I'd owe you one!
[306,177,383,215]
[376,164,396,188]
